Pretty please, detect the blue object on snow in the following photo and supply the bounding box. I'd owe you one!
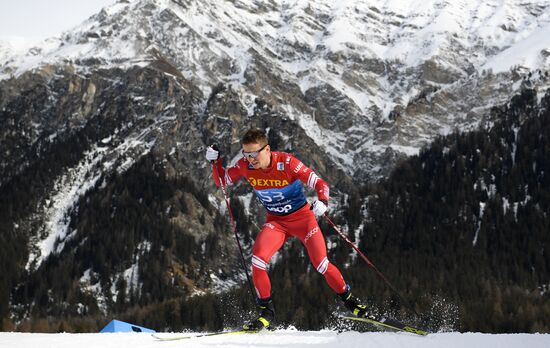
[100,319,156,333]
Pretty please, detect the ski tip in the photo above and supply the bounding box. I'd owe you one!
[341,315,429,336]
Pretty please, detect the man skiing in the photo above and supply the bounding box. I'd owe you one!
[206,128,366,331]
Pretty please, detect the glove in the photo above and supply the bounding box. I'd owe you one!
[311,200,328,217]
[206,145,220,161]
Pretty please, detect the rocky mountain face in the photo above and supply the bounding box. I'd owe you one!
[1,0,550,330]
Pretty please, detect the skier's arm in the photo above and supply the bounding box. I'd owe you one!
[289,155,329,203]
[206,146,243,187]
[211,159,243,187]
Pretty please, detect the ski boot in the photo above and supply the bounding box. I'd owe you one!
[339,285,368,317]
[243,297,275,332]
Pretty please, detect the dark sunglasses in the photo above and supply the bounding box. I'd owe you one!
[242,144,268,158]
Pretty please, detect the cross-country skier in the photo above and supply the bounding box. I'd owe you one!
[206,128,367,331]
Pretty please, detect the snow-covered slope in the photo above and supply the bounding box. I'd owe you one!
[3,0,550,77]
[1,331,549,348]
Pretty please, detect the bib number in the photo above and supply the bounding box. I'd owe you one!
[258,191,285,203]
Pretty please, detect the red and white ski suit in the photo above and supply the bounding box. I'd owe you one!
[211,151,347,299]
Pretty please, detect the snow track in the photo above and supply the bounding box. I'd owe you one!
[1,330,549,348]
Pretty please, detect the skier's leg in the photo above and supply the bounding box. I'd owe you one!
[251,222,287,299]
[300,220,347,294]
[300,220,367,316]
[244,222,287,331]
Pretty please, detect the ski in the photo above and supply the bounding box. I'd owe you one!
[151,328,262,341]
[343,314,428,336]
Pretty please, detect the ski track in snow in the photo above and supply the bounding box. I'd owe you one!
[1,331,550,348]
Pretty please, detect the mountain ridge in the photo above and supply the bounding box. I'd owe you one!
[2,0,550,179]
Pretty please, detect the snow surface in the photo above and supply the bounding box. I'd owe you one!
[0,331,549,348]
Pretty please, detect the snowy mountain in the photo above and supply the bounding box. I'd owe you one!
[2,0,550,179]
[2,0,550,333]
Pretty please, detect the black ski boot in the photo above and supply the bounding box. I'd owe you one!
[339,286,367,317]
[243,297,275,332]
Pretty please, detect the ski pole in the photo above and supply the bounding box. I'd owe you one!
[323,214,421,317]
[211,161,256,302]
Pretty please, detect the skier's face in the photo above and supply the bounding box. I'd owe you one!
[242,142,270,169]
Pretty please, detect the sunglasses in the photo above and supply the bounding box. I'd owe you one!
[242,144,268,158]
